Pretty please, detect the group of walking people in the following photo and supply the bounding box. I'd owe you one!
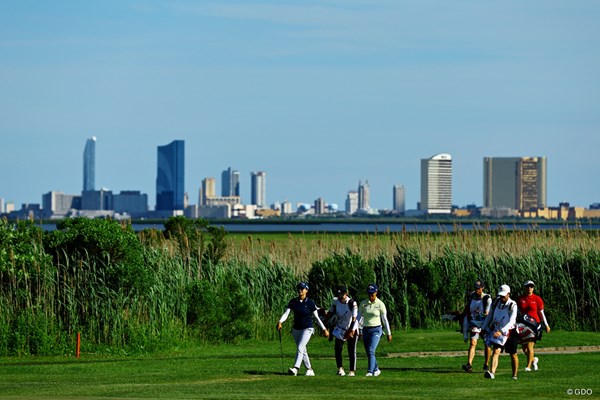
[276,282,391,377]
[461,279,551,380]
[277,278,550,380]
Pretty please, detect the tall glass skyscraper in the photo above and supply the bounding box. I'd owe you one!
[420,153,452,214]
[221,167,240,197]
[156,140,185,210]
[250,171,266,208]
[83,136,96,191]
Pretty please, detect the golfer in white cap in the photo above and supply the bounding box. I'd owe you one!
[482,284,519,380]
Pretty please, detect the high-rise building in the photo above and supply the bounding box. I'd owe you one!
[393,184,406,214]
[199,177,216,206]
[250,171,267,208]
[156,140,185,211]
[281,201,293,215]
[420,153,452,214]
[346,190,358,214]
[221,167,240,197]
[483,156,547,211]
[358,180,370,211]
[314,197,326,215]
[83,136,96,191]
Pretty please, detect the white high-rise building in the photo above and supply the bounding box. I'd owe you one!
[420,153,452,214]
[250,171,267,208]
[281,201,293,215]
[346,191,359,214]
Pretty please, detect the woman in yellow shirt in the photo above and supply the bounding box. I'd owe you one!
[357,284,392,376]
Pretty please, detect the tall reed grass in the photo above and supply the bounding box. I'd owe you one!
[0,218,598,356]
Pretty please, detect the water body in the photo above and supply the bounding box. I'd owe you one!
[40,221,600,233]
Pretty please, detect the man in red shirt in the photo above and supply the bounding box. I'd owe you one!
[517,280,551,372]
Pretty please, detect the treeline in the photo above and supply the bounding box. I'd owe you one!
[0,217,598,356]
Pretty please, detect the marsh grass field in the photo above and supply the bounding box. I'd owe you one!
[2,219,599,399]
[0,329,598,399]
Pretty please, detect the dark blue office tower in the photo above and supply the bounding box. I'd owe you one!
[156,140,185,211]
[83,136,96,191]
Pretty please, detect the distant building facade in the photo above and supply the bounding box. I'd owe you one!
[81,189,112,211]
[358,181,370,211]
[221,167,240,197]
[420,153,452,214]
[199,177,216,206]
[42,191,81,218]
[113,190,148,218]
[156,140,185,211]
[483,156,547,211]
[393,184,406,214]
[281,201,293,215]
[250,171,267,208]
[346,191,358,214]
[314,197,326,215]
[83,136,96,192]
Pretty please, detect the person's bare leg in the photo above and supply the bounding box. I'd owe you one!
[525,342,534,369]
[511,353,519,378]
[491,348,500,373]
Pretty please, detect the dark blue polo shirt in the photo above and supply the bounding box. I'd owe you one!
[287,297,318,330]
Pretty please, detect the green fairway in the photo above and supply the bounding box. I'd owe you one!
[1,329,598,399]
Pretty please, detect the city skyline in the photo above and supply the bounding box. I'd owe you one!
[2,2,599,210]
[2,137,600,213]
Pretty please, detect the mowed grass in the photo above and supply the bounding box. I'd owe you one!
[1,329,598,399]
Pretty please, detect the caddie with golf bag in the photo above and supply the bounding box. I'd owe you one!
[482,284,519,380]
[461,279,492,373]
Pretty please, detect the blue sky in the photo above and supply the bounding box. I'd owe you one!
[2,1,599,211]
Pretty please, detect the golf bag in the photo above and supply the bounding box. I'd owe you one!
[515,313,541,344]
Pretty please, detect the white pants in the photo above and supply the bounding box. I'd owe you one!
[292,328,314,369]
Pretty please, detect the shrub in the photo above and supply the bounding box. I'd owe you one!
[307,250,376,308]
[44,217,149,292]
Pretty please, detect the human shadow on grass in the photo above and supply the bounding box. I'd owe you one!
[384,367,457,374]
[244,370,290,376]
[1,354,286,367]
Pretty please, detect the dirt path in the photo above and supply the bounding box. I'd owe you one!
[386,345,600,358]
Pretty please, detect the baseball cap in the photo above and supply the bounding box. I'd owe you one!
[474,279,485,289]
[335,285,347,297]
[497,284,510,297]
[297,282,309,290]
[367,284,378,294]
[524,280,535,287]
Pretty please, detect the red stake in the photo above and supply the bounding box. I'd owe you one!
[76,332,81,358]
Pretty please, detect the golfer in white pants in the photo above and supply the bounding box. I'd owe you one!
[277,282,329,376]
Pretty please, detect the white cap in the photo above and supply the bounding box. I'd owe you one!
[524,280,535,287]
[498,284,510,296]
